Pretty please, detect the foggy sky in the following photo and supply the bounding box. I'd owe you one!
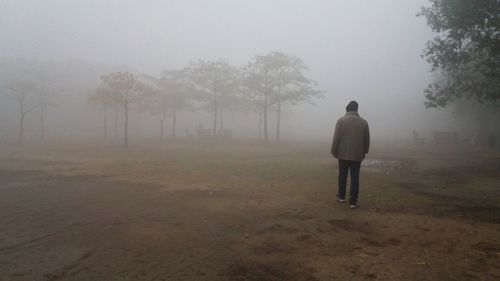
[0,0,453,140]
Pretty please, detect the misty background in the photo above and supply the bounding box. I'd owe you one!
[0,0,457,142]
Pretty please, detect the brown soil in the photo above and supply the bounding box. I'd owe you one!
[0,141,499,281]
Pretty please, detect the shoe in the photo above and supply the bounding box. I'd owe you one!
[349,204,357,209]
[336,196,346,203]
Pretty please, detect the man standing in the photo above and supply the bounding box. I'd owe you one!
[331,101,370,209]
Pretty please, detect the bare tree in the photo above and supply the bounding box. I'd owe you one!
[31,62,62,141]
[0,59,62,142]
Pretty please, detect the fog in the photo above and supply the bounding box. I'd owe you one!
[1,2,500,279]
[0,0,458,142]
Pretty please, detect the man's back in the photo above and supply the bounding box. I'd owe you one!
[331,111,370,161]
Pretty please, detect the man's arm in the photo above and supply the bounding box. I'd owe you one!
[331,119,341,157]
[364,122,370,154]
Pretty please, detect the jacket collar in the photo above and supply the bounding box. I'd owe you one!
[345,111,359,116]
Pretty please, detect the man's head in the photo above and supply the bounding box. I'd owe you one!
[346,100,358,112]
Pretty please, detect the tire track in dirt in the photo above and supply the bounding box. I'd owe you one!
[42,249,94,281]
[0,232,57,255]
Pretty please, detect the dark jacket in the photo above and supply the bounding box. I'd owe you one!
[331,111,370,161]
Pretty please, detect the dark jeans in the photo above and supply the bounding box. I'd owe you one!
[337,159,361,204]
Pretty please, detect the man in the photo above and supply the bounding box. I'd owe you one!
[331,101,370,209]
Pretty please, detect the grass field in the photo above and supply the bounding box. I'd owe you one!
[0,140,499,280]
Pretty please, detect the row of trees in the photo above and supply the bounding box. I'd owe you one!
[0,59,65,143]
[89,51,324,147]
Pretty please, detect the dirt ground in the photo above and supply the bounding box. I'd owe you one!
[0,140,499,281]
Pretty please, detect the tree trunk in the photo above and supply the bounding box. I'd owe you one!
[114,104,119,139]
[220,109,223,131]
[124,101,129,148]
[18,100,24,144]
[276,98,281,142]
[137,112,141,137]
[276,73,283,143]
[264,93,268,143]
[160,118,164,140]
[172,105,177,139]
[103,105,108,140]
[213,93,218,137]
[40,104,45,141]
[258,109,262,139]
[19,114,24,144]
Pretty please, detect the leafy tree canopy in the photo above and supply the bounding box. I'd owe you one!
[100,72,153,104]
[244,51,323,106]
[419,0,499,107]
[185,60,239,100]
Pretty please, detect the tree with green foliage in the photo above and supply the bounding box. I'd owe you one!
[101,72,152,147]
[244,56,273,142]
[239,67,266,138]
[419,0,499,107]
[185,60,239,136]
[245,51,324,142]
[88,85,114,139]
[147,69,194,140]
[266,51,324,142]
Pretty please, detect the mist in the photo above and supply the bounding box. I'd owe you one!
[1,1,499,280]
[0,0,456,142]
